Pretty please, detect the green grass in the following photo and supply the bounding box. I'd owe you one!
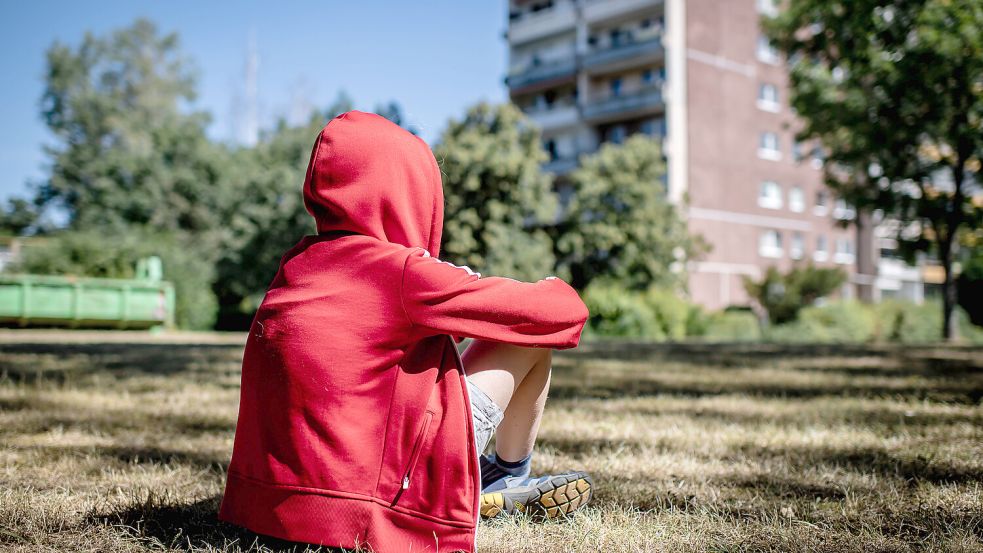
[0,332,981,552]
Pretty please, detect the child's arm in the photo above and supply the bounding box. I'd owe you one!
[400,248,588,349]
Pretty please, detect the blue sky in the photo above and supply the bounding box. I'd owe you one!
[0,1,509,202]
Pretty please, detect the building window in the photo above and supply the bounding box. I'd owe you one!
[757,35,780,64]
[757,83,780,112]
[642,68,653,84]
[641,117,666,138]
[759,230,783,258]
[610,77,622,97]
[756,0,778,16]
[811,145,826,169]
[758,181,783,209]
[814,235,829,262]
[545,139,558,161]
[792,140,805,162]
[834,237,855,264]
[814,190,829,215]
[608,124,626,144]
[791,232,805,260]
[833,198,856,220]
[789,186,805,212]
[758,132,781,160]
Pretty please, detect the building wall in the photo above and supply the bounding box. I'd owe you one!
[506,0,880,311]
[683,0,857,309]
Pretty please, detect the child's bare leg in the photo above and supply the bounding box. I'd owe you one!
[461,340,552,461]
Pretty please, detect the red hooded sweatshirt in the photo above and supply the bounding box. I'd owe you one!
[218,110,589,553]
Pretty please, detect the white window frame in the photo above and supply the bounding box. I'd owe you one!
[814,235,829,262]
[832,198,856,220]
[756,83,780,112]
[757,35,780,65]
[814,191,829,216]
[834,237,856,264]
[759,229,783,258]
[756,0,778,17]
[788,186,805,213]
[758,132,782,161]
[758,181,783,209]
[790,232,805,260]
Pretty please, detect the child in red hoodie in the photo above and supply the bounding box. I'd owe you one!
[218,110,592,553]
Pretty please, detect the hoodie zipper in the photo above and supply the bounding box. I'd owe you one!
[391,410,434,506]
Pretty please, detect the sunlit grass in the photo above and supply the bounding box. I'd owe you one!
[0,333,980,552]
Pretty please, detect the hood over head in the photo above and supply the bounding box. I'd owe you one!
[302,110,444,257]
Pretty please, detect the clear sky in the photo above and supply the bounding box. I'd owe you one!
[0,1,510,202]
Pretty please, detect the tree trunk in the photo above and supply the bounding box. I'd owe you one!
[940,236,958,342]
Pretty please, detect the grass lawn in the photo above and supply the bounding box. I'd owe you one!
[0,331,981,552]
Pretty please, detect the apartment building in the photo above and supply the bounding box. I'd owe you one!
[505,0,923,309]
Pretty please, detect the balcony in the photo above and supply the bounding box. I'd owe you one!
[508,1,578,45]
[584,0,663,25]
[583,36,664,75]
[524,102,580,132]
[542,156,580,176]
[583,83,664,124]
[505,56,577,94]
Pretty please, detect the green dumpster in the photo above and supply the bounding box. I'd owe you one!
[0,256,176,329]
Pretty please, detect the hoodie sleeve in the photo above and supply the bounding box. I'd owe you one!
[400,248,588,349]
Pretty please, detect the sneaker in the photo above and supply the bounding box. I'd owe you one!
[479,471,593,520]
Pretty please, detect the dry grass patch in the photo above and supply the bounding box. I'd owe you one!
[1,333,981,552]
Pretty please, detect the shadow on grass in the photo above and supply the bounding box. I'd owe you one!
[611,404,983,429]
[739,443,983,485]
[547,376,983,404]
[10,443,230,474]
[88,495,352,552]
[0,342,243,386]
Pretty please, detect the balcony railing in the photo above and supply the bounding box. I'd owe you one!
[583,36,664,72]
[505,56,577,91]
[542,157,579,175]
[583,83,664,122]
[508,0,578,45]
[524,102,579,131]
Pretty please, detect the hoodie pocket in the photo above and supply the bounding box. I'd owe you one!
[391,410,435,507]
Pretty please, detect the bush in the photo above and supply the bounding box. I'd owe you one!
[701,310,762,342]
[743,264,847,324]
[873,300,942,343]
[11,228,218,330]
[583,282,663,339]
[766,301,875,343]
[583,283,707,341]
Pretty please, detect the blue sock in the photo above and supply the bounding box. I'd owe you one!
[480,451,532,492]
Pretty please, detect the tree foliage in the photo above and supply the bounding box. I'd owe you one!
[38,18,227,234]
[433,102,559,280]
[743,263,847,325]
[763,0,983,340]
[211,93,356,328]
[558,134,705,291]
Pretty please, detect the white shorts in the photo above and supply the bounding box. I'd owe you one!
[466,376,504,456]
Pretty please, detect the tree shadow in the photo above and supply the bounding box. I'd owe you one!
[744,443,983,485]
[0,342,243,386]
[87,495,355,552]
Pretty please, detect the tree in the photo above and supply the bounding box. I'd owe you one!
[374,100,421,136]
[211,92,357,328]
[743,264,847,325]
[557,134,705,291]
[0,198,39,236]
[432,102,559,280]
[37,18,227,235]
[764,1,983,340]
